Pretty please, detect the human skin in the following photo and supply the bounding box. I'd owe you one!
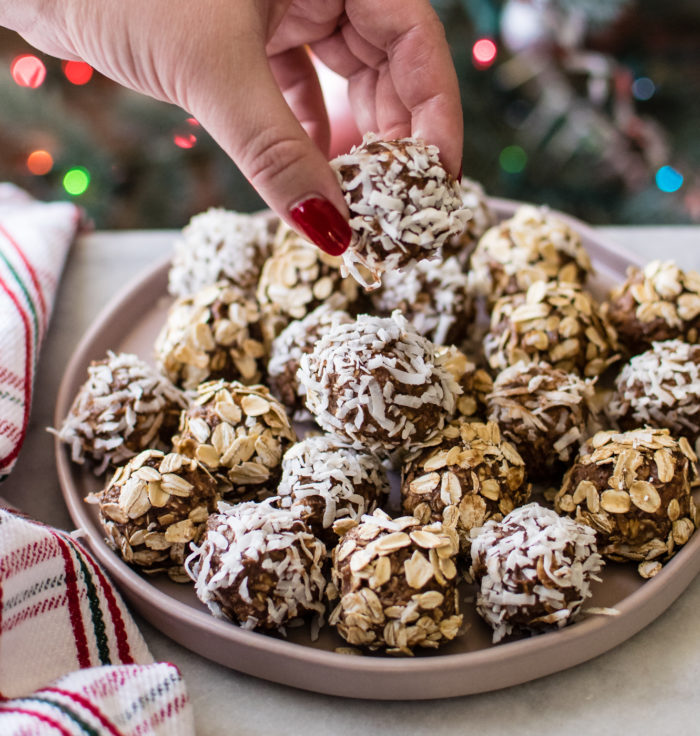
[0,0,463,253]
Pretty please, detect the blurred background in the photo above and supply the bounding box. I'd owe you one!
[0,0,698,229]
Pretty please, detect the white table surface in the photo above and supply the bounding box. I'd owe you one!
[4,226,699,736]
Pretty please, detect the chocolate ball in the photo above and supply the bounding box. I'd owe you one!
[469,205,592,306]
[555,428,698,577]
[609,340,700,448]
[168,207,276,297]
[276,435,389,545]
[370,255,475,346]
[329,510,462,654]
[484,280,619,378]
[331,133,468,290]
[267,302,353,420]
[88,449,220,582]
[298,312,459,454]
[605,260,700,356]
[487,361,596,482]
[470,503,603,642]
[172,380,296,499]
[155,281,268,390]
[187,499,327,631]
[401,421,530,553]
[55,351,186,474]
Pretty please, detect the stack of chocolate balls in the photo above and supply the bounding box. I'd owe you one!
[56,135,698,653]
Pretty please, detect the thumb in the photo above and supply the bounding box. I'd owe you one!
[185,39,351,256]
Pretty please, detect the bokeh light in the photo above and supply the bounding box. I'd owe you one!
[11,55,46,88]
[63,167,90,196]
[656,165,683,193]
[62,60,93,85]
[26,150,54,175]
[473,39,497,68]
[632,77,655,101]
[174,133,197,149]
[499,145,527,173]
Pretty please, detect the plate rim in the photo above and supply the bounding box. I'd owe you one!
[55,199,700,699]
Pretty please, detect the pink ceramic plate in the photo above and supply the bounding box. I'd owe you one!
[55,200,700,699]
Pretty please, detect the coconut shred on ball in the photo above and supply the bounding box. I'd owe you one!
[54,351,187,474]
[276,435,389,545]
[470,503,604,643]
[186,499,327,632]
[168,207,276,298]
[297,312,459,454]
[330,133,468,290]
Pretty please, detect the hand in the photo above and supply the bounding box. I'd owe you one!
[2,0,463,254]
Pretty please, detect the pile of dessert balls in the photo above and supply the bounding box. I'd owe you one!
[57,134,699,654]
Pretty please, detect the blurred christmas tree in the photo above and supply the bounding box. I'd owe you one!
[0,0,698,227]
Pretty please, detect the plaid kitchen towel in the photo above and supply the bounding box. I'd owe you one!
[0,184,80,479]
[0,186,195,734]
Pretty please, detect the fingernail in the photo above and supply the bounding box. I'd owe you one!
[289,196,351,256]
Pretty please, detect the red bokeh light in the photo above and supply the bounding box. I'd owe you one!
[27,150,54,175]
[472,38,497,68]
[62,60,94,85]
[173,133,197,149]
[11,55,46,88]
[186,117,200,127]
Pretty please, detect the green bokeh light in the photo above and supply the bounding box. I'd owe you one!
[63,166,90,196]
[499,145,527,174]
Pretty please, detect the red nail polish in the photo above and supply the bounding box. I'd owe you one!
[289,197,351,256]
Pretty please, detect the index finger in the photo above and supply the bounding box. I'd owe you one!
[345,0,463,176]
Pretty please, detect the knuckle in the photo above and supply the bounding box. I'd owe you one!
[242,130,310,189]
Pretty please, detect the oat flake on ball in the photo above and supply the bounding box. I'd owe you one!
[298,312,459,454]
[470,503,604,643]
[329,509,463,654]
[330,133,468,290]
[555,427,698,577]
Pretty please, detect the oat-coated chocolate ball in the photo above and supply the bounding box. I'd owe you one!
[608,340,700,447]
[329,509,462,654]
[55,351,187,475]
[470,502,604,643]
[555,428,698,578]
[441,177,493,267]
[172,379,296,499]
[487,360,596,482]
[469,205,592,306]
[186,499,327,631]
[256,224,362,343]
[401,421,530,553]
[267,302,353,420]
[370,255,475,346]
[484,280,619,378]
[168,207,276,297]
[605,260,700,356]
[88,449,220,582]
[436,345,493,420]
[331,133,468,290]
[155,281,268,390]
[297,312,459,454]
[276,435,389,545]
